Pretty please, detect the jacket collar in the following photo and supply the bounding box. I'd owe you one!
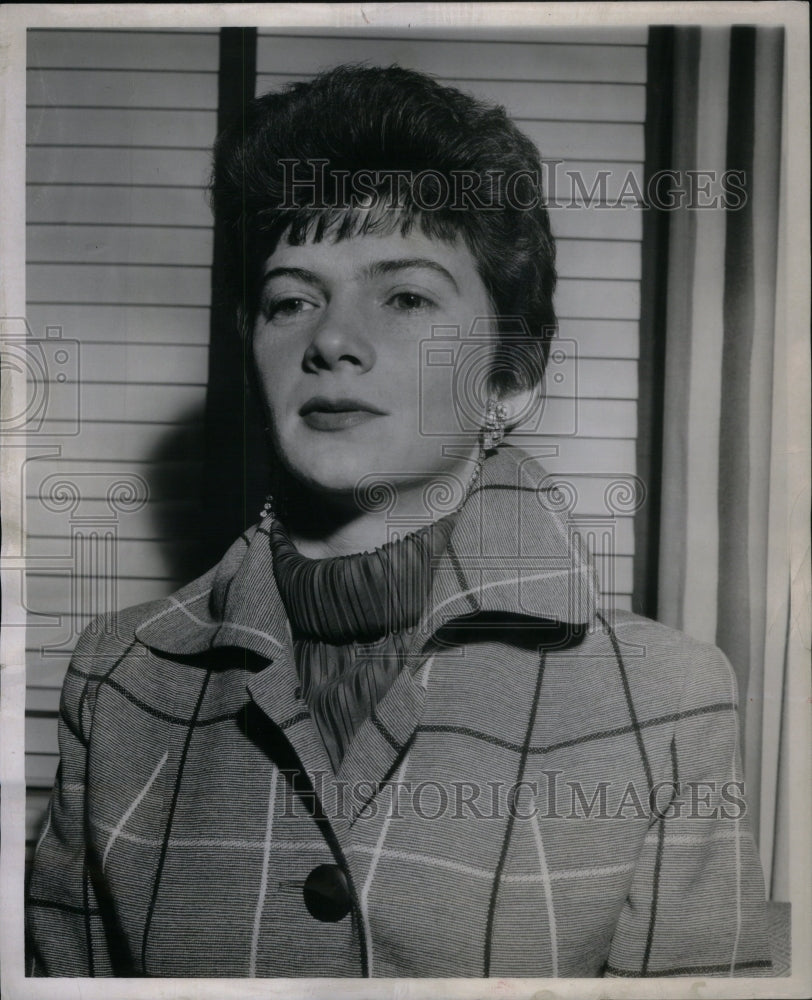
[135,447,600,827]
[134,444,599,662]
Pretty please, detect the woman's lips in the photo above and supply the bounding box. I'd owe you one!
[299,396,387,431]
[302,409,383,430]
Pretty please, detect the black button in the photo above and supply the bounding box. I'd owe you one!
[302,864,352,922]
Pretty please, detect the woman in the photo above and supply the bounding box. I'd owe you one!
[27,65,772,978]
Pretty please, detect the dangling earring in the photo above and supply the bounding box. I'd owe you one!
[259,483,291,521]
[482,397,508,451]
[458,398,507,511]
[260,425,288,522]
[259,494,276,521]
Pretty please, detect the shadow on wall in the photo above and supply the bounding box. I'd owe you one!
[142,400,210,583]
[144,393,271,584]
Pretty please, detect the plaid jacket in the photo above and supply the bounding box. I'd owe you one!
[28,445,773,978]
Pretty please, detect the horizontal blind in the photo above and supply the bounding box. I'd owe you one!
[255,27,646,611]
[24,29,219,848]
[24,27,648,851]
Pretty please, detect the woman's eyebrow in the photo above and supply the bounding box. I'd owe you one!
[261,266,327,293]
[363,258,460,292]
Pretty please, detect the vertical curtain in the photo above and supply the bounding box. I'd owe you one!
[655,26,788,898]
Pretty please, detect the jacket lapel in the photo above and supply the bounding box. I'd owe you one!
[333,651,429,821]
[134,523,343,831]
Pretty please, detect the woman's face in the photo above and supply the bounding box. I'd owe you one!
[252,228,496,504]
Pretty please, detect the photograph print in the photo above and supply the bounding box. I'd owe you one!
[1,4,808,993]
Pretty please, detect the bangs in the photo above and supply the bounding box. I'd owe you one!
[255,190,464,260]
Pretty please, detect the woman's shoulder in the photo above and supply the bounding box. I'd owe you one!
[71,601,161,667]
[72,522,265,672]
[68,554,227,679]
[583,609,741,710]
[59,558,227,736]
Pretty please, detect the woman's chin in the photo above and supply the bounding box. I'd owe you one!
[276,438,478,513]
[283,455,378,503]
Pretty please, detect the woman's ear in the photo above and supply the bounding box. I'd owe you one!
[500,380,544,432]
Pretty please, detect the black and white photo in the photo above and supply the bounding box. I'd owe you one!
[1,3,809,997]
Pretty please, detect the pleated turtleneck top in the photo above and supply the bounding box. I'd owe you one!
[268,514,458,772]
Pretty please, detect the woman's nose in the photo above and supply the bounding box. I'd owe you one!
[302,302,376,373]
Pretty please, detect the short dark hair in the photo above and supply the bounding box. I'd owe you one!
[210,64,557,393]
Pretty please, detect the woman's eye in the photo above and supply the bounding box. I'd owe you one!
[388,291,435,312]
[266,297,317,322]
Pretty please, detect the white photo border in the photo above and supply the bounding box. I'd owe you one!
[1,4,809,999]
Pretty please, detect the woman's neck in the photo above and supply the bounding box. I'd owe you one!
[288,514,399,559]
